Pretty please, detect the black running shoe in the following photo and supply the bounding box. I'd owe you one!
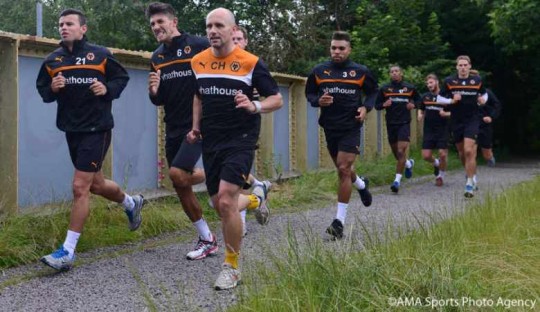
[358,177,372,207]
[326,219,344,239]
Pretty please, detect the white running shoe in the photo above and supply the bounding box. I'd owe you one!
[214,263,241,290]
[186,234,218,260]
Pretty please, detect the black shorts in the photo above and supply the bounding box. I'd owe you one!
[203,148,254,196]
[165,133,202,173]
[478,124,493,149]
[323,128,361,158]
[66,130,111,172]
[387,123,410,144]
[451,118,480,143]
[422,126,449,150]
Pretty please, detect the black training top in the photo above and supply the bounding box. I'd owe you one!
[440,74,486,122]
[191,46,280,152]
[36,36,129,132]
[419,92,449,131]
[375,80,421,125]
[479,88,502,122]
[305,59,378,130]
[150,33,210,137]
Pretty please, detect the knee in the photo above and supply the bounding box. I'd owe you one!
[337,164,352,178]
[73,180,91,198]
[170,167,190,188]
[439,152,447,162]
[216,192,235,217]
[422,151,431,161]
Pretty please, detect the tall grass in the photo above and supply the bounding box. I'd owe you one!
[232,177,540,311]
[0,146,462,269]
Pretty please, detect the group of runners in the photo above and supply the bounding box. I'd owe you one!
[35,2,500,290]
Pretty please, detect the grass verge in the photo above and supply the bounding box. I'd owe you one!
[231,177,540,311]
[0,146,460,269]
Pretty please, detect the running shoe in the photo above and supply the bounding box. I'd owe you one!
[40,246,75,271]
[358,177,372,207]
[126,194,146,231]
[390,180,400,193]
[326,219,344,240]
[186,234,218,260]
[405,159,415,179]
[214,263,241,290]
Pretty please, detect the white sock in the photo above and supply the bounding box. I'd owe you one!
[434,158,440,167]
[405,159,412,169]
[193,219,212,241]
[466,177,474,186]
[395,174,402,183]
[473,175,478,184]
[122,194,135,211]
[335,202,348,224]
[353,176,365,190]
[439,170,446,178]
[240,209,247,230]
[63,230,80,258]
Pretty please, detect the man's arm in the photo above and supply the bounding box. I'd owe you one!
[187,93,203,143]
[362,70,378,112]
[36,62,57,103]
[305,71,320,107]
[148,64,163,106]
[101,53,130,101]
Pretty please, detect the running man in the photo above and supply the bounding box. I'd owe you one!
[188,8,282,290]
[232,24,272,237]
[417,74,451,186]
[305,31,376,240]
[440,56,488,197]
[146,2,218,261]
[375,65,421,193]
[36,9,144,271]
[469,70,502,167]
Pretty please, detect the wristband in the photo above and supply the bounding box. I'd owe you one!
[252,100,262,113]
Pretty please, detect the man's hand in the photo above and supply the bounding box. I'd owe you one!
[356,106,367,122]
[382,98,392,108]
[417,111,424,122]
[452,93,462,103]
[478,94,487,106]
[186,128,202,144]
[440,110,451,118]
[51,72,66,93]
[318,92,333,107]
[234,92,257,113]
[148,69,161,96]
[483,116,492,124]
[89,80,107,96]
[406,102,415,111]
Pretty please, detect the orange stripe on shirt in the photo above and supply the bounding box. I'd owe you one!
[315,76,366,87]
[383,92,414,97]
[46,59,107,77]
[191,47,258,76]
[152,58,192,71]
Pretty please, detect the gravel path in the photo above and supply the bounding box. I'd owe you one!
[0,161,538,311]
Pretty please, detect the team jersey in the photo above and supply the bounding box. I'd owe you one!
[440,74,486,121]
[419,92,449,131]
[150,33,209,137]
[36,36,129,132]
[191,46,280,152]
[305,59,378,130]
[375,80,421,125]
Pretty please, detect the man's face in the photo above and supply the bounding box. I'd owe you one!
[232,30,247,49]
[149,13,178,44]
[426,78,438,92]
[390,67,402,82]
[206,11,235,49]
[330,40,351,63]
[58,14,86,43]
[456,59,471,77]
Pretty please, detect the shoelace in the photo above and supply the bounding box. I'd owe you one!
[195,238,212,249]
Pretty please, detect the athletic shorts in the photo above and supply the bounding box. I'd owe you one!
[451,118,480,143]
[66,130,111,172]
[422,126,449,150]
[478,124,493,149]
[387,123,410,144]
[203,148,254,196]
[165,133,202,173]
[323,128,361,158]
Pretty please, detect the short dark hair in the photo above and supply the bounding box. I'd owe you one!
[237,26,248,40]
[146,2,176,19]
[60,9,86,26]
[426,73,438,81]
[331,31,351,43]
[389,64,402,72]
[456,55,471,64]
